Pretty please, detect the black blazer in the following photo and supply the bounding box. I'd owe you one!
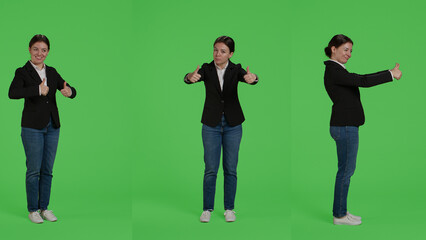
[9,61,77,129]
[185,61,257,127]
[324,60,392,127]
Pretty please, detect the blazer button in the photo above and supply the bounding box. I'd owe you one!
[46,101,49,103]
[221,100,224,103]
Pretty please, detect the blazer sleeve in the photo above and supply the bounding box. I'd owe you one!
[184,63,207,84]
[54,69,77,99]
[238,64,258,85]
[8,68,40,99]
[331,67,392,88]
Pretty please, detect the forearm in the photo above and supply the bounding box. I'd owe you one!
[8,85,39,99]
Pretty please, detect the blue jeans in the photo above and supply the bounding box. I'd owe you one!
[330,126,359,218]
[202,115,242,211]
[21,120,60,212]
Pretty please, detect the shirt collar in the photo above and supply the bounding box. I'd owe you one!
[214,61,229,70]
[29,60,46,71]
[328,59,346,69]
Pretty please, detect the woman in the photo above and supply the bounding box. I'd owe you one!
[324,34,401,225]
[184,36,258,223]
[9,34,77,224]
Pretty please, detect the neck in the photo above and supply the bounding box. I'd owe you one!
[30,60,44,70]
[330,58,344,65]
[216,61,228,70]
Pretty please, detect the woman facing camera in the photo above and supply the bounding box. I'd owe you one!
[184,36,258,223]
[9,34,77,224]
[324,34,401,225]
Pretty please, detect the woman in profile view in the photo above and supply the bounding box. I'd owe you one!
[323,34,402,225]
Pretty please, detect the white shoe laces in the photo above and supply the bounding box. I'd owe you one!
[224,210,235,215]
[202,211,210,217]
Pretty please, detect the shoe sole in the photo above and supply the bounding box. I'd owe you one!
[29,219,44,224]
[43,219,58,222]
[30,221,44,224]
[333,222,362,225]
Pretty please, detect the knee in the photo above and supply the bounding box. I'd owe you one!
[347,169,355,178]
[223,169,237,177]
[223,163,237,176]
[40,169,53,176]
[26,170,40,180]
[204,167,218,177]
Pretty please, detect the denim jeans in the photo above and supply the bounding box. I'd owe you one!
[21,119,60,212]
[330,126,359,218]
[202,115,242,211]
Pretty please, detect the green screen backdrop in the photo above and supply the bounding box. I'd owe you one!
[1,0,425,239]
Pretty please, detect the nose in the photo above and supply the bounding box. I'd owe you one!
[347,52,351,58]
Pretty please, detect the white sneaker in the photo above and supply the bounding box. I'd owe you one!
[29,211,43,224]
[41,210,58,222]
[224,210,236,222]
[333,214,361,225]
[347,212,361,221]
[200,211,211,223]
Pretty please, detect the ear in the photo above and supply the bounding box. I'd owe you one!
[331,46,336,53]
[28,47,31,53]
[229,52,234,58]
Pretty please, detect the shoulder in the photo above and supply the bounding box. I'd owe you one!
[228,61,242,71]
[45,64,57,72]
[14,61,31,75]
[202,62,213,69]
[199,62,214,74]
[324,60,341,69]
[46,65,61,76]
[324,60,347,75]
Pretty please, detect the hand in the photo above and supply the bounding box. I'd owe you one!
[390,63,402,80]
[60,81,72,97]
[40,78,49,96]
[244,66,257,84]
[187,65,201,83]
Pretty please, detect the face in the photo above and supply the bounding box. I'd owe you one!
[29,41,49,66]
[213,42,233,67]
[331,42,352,64]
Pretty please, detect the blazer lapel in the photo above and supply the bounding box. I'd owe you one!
[24,61,43,83]
[222,61,235,93]
[209,61,222,93]
[45,66,56,93]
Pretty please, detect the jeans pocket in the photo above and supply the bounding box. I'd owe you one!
[330,126,340,140]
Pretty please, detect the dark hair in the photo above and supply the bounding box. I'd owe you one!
[29,34,50,50]
[324,34,353,58]
[214,36,235,53]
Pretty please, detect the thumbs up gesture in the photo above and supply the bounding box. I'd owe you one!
[390,63,402,80]
[187,65,201,83]
[39,78,49,96]
[244,66,257,84]
[60,81,72,97]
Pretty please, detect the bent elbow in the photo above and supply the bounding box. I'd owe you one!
[8,90,17,99]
